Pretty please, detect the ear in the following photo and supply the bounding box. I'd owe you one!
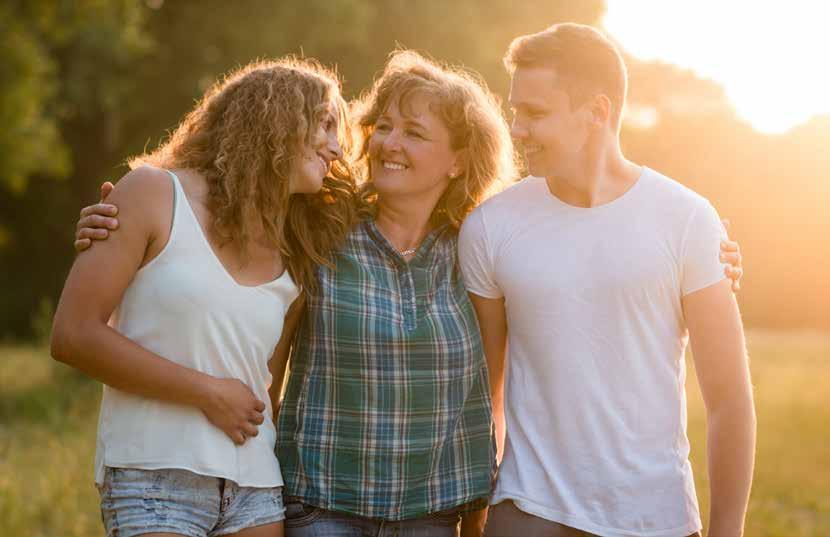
[588,94,612,128]
[449,148,469,178]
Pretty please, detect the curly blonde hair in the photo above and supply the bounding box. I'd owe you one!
[351,50,519,228]
[130,58,356,292]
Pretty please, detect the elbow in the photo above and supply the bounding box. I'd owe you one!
[49,314,84,366]
[708,393,757,431]
[49,320,72,364]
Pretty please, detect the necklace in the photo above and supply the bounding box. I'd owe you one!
[398,247,418,256]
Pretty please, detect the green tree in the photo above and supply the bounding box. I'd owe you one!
[1,0,607,340]
[0,0,151,338]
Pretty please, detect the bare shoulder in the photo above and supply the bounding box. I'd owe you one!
[107,165,175,245]
[109,165,173,206]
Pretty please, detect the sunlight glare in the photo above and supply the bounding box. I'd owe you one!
[603,0,830,133]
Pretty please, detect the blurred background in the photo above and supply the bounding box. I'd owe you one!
[1,1,827,536]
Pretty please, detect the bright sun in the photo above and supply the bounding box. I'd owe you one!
[603,0,830,134]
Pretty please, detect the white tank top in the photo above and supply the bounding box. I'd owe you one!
[94,170,299,487]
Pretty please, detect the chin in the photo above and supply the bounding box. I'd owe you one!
[299,177,325,194]
[526,162,548,178]
[371,175,403,194]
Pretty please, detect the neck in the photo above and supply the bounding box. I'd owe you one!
[182,169,275,247]
[374,194,436,253]
[546,136,641,208]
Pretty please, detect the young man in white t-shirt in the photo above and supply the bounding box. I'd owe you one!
[459,23,756,537]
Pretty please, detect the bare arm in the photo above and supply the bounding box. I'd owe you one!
[459,293,508,537]
[268,295,306,423]
[683,279,756,537]
[459,507,487,537]
[52,167,264,444]
[467,292,507,461]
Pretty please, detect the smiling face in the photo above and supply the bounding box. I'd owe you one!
[288,100,343,194]
[368,90,461,203]
[508,66,593,179]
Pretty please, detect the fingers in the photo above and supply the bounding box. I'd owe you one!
[80,203,118,219]
[100,181,115,202]
[720,251,742,267]
[724,265,743,281]
[76,214,119,233]
[720,239,739,253]
[76,227,109,241]
[249,410,265,425]
[242,422,259,438]
[254,399,266,413]
[724,265,743,293]
[74,238,92,252]
[228,422,260,445]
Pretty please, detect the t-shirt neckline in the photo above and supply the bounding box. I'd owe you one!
[540,166,650,214]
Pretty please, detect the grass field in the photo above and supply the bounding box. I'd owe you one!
[1,331,828,536]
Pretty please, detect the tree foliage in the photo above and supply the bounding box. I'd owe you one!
[1,0,826,337]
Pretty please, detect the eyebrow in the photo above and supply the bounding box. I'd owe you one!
[509,98,550,110]
[403,118,428,130]
[376,113,429,131]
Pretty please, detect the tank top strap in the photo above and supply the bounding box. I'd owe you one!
[164,169,184,218]
[161,169,200,248]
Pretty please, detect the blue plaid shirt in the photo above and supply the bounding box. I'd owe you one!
[276,218,496,520]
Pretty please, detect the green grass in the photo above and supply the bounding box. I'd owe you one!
[0,346,102,536]
[1,332,828,536]
[688,331,830,536]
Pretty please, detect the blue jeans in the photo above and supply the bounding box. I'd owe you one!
[98,467,285,537]
[283,501,461,537]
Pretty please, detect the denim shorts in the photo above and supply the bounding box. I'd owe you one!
[97,467,285,537]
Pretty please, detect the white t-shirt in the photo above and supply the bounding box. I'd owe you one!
[458,167,727,537]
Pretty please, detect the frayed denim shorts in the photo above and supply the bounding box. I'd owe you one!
[97,467,285,537]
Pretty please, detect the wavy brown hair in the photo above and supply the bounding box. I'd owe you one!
[130,58,356,293]
[351,50,519,228]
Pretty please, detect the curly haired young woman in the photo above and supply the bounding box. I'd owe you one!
[51,58,355,537]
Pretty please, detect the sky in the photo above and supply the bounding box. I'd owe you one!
[603,0,830,133]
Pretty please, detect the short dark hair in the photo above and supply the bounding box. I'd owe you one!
[504,23,628,128]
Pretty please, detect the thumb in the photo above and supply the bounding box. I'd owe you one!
[100,181,115,202]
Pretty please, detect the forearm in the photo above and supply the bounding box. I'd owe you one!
[485,335,507,460]
[460,507,488,537]
[683,280,755,536]
[52,319,213,410]
[469,293,508,461]
[706,400,756,537]
[267,303,301,425]
[490,377,505,461]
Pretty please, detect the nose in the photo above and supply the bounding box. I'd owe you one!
[380,128,402,153]
[324,131,343,161]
